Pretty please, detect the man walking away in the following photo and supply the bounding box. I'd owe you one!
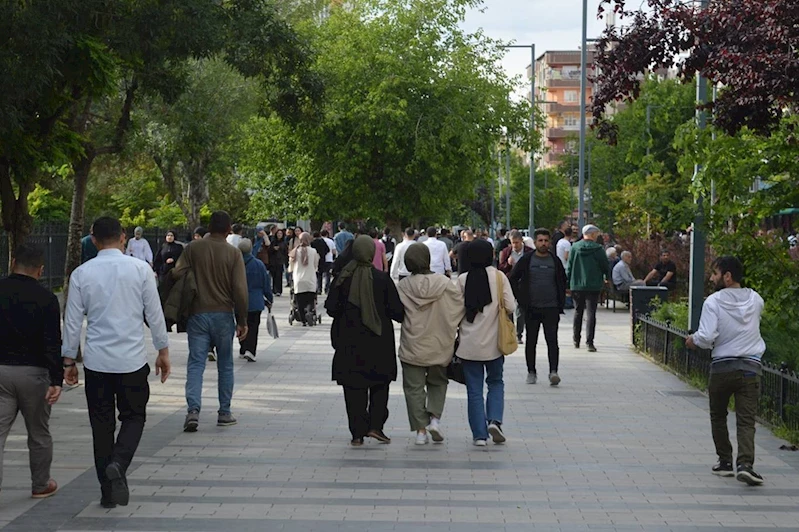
[334,222,354,254]
[321,230,337,294]
[237,239,273,363]
[390,228,416,282]
[381,228,397,266]
[423,227,451,277]
[172,211,248,433]
[311,232,329,295]
[62,217,171,508]
[686,256,766,486]
[509,229,567,385]
[226,224,244,248]
[499,230,533,344]
[567,224,609,352]
[0,244,63,499]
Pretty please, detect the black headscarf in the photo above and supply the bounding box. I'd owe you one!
[464,239,494,323]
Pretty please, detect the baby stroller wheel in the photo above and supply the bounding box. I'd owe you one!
[305,311,315,326]
[317,314,322,324]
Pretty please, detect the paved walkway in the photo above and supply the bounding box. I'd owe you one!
[1,296,798,531]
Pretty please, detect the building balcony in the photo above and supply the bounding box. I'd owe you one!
[541,102,583,114]
[546,127,580,139]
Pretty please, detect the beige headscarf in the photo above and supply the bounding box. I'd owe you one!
[298,232,312,266]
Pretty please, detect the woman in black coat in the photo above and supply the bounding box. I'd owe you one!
[325,235,404,446]
[267,229,288,296]
[153,230,183,285]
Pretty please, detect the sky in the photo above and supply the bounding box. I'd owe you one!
[461,0,611,90]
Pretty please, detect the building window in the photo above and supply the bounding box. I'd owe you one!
[564,91,578,103]
[563,115,579,127]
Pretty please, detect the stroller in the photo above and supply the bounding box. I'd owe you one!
[288,288,322,326]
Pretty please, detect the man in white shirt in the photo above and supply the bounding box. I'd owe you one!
[321,229,336,293]
[555,226,572,268]
[125,226,153,266]
[63,216,171,509]
[226,224,244,247]
[422,227,451,277]
[390,227,416,282]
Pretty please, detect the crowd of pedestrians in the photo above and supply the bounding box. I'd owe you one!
[0,214,772,512]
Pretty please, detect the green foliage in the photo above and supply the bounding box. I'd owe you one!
[120,208,146,229]
[506,155,572,231]
[239,0,537,225]
[28,185,71,222]
[649,300,689,330]
[147,200,188,229]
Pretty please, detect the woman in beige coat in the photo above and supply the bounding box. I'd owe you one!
[397,244,465,445]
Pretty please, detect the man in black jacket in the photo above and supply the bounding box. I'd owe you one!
[508,229,567,386]
[0,244,62,499]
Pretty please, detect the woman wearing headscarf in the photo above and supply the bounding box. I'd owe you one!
[292,233,320,325]
[397,244,464,445]
[153,230,183,285]
[325,235,404,446]
[268,229,288,296]
[456,239,517,446]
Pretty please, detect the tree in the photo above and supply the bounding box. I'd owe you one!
[592,0,799,141]
[505,155,572,232]
[240,0,536,229]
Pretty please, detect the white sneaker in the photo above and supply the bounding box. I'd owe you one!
[243,351,256,362]
[239,353,246,359]
[426,418,444,442]
[207,352,217,362]
[473,439,487,447]
[415,432,428,445]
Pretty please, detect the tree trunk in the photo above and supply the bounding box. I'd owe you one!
[64,150,95,282]
[0,160,34,269]
[384,215,402,240]
[187,159,210,229]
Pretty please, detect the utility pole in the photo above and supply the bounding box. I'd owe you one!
[688,0,710,332]
[577,0,588,230]
[505,149,511,230]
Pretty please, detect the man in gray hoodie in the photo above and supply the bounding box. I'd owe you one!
[687,256,765,486]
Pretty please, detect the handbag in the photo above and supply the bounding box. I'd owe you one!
[496,271,518,356]
[446,334,466,384]
[266,308,279,339]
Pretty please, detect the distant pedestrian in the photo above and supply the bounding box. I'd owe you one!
[450,229,474,274]
[456,240,516,446]
[509,229,567,386]
[423,227,451,277]
[686,256,766,486]
[0,244,63,499]
[237,239,273,362]
[567,224,609,352]
[311,232,329,294]
[397,244,464,445]
[498,230,533,344]
[81,227,98,264]
[153,230,183,285]
[268,229,288,296]
[62,217,171,509]
[334,222,353,254]
[172,211,248,433]
[293,233,320,325]
[226,224,244,248]
[193,226,208,240]
[325,236,404,446]
[321,230,336,294]
[390,228,416,282]
[125,226,153,266]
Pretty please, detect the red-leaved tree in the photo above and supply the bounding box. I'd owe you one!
[592,0,799,142]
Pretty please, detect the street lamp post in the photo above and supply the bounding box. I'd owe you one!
[505,44,536,234]
[577,0,588,230]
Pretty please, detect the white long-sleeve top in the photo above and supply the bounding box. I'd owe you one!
[390,239,414,281]
[423,237,451,275]
[692,288,765,367]
[456,266,517,361]
[62,249,168,373]
[292,246,320,294]
[126,237,153,264]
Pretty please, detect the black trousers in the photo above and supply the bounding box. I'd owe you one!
[316,262,332,294]
[572,290,600,345]
[295,291,316,323]
[342,383,390,439]
[84,364,150,494]
[269,265,284,295]
[239,311,262,355]
[524,307,560,374]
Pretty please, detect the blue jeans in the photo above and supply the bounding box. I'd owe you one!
[186,312,236,415]
[462,357,505,440]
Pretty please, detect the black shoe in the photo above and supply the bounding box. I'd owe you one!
[487,420,506,444]
[100,497,117,509]
[573,340,580,349]
[366,429,391,444]
[517,335,524,345]
[104,462,129,506]
[712,461,734,477]
[736,464,764,486]
[587,344,597,352]
[350,437,364,447]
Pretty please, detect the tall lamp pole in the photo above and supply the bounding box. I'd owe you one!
[689,0,710,332]
[577,0,588,230]
[505,44,536,234]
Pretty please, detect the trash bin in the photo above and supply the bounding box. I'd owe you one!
[630,285,669,318]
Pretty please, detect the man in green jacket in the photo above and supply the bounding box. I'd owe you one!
[567,224,609,352]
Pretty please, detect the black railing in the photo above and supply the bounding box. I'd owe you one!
[634,314,799,433]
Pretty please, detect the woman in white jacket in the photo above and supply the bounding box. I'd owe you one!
[456,239,517,446]
[397,244,464,445]
[292,233,320,325]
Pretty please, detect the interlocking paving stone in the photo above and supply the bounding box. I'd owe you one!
[1,298,798,531]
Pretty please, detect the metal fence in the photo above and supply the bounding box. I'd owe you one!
[634,314,799,434]
[0,225,196,291]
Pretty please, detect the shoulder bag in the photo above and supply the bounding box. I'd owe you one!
[495,271,518,356]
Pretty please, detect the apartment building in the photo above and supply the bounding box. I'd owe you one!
[531,49,596,168]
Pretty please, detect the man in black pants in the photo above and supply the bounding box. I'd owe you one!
[509,229,567,386]
[63,217,171,508]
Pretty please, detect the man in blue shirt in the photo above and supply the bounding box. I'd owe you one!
[334,222,354,254]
